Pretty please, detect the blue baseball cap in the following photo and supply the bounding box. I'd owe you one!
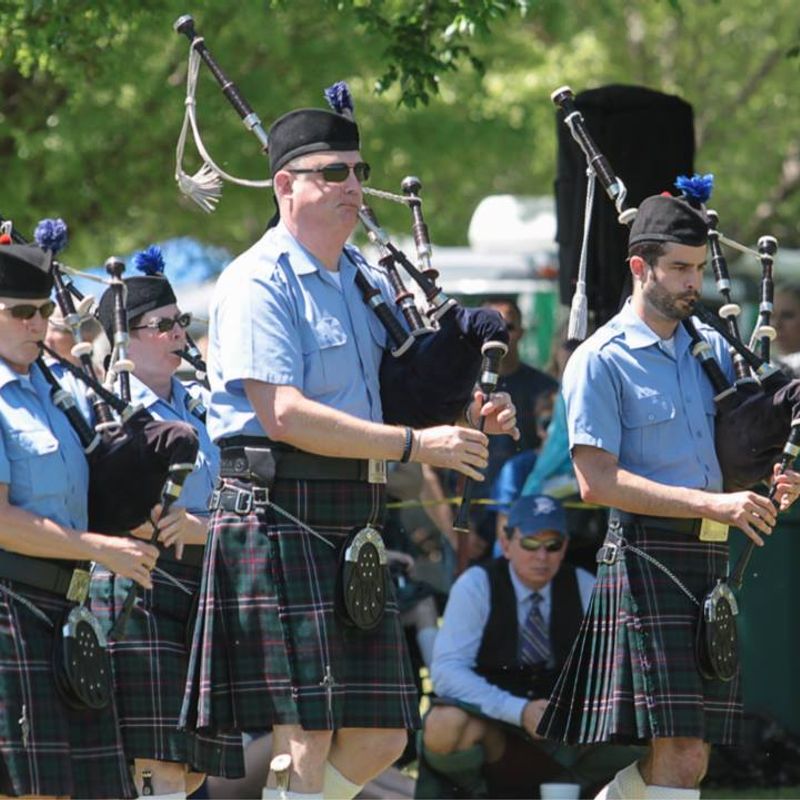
[507,494,567,538]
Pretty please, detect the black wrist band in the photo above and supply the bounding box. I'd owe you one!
[400,426,414,463]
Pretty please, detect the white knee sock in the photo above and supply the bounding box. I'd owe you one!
[262,789,323,800]
[644,787,699,799]
[594,761,646,800]
[322,761,363,800]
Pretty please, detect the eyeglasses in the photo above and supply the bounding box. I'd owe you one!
[130,311,192,333]
[0,300,57,320]
[516,536,565,553]
[287,161,371,184]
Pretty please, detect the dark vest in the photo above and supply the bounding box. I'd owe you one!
[475,558,584,699]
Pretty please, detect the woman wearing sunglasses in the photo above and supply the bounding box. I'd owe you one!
[0,243,161,799]
[91,246,243,798]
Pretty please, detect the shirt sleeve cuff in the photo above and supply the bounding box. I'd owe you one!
[498,695,529,727]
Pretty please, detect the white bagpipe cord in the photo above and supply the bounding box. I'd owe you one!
[175,46,273,212]
[568,167,596,342]
[175,47,414,212]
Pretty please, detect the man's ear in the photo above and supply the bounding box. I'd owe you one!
[273,171,293,199]
[629,255,647,283]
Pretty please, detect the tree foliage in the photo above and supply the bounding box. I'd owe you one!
[1,0,798,269]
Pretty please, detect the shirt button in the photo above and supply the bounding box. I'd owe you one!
[648,414,655,421]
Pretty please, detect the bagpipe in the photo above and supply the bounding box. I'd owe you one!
[2,215,200,543]
[552,86,800,608]
[170,14,509,432]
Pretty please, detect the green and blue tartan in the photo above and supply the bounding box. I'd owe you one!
[180,476,421,734]
[90,559,245,777]
[0,580,137,799]
[538,523,742,746]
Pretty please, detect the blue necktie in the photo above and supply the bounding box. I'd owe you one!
[519,591,551,666]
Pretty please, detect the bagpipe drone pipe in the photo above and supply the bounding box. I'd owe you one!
[551,85,800,583]
[171,14,510,430]
[3,215,199,537]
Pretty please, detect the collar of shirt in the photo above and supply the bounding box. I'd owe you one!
[507,560,552,623]
[617,298,690,358]
[128,373,185,414]
[0,358,30,392]
[266,222,354,288]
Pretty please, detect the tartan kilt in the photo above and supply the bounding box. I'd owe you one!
[538,523,742,746]
[90,560,244,777]
[180,476,421,734]
[0,580,137,799]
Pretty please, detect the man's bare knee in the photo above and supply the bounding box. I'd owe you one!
[647,737,709,787]
[423,706,472,754]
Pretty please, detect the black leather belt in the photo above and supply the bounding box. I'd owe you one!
[218,441,372,482]
[0,550,90,603]
[609,509,702,536]
[157,543,204,568]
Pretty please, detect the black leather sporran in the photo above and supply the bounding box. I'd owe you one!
[336,525,388,632]
[53,604,113,711]
[695,579,739,682]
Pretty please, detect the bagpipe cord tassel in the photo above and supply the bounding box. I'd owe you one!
[568,167,596,342]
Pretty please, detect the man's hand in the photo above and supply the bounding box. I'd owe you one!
[772,464,800,512]
[88,534,159,589]
[521,699,549,738]
[707,490,777,546]
[146,503,208,560]
[468,390,520,440]
[414,425,489,481]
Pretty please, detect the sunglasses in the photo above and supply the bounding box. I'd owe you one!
[0,300,57,320]
[130,311,192,333]
[287,161,371,184]
[516,535,565,553]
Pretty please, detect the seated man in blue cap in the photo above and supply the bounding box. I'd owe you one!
[416,494,639,798]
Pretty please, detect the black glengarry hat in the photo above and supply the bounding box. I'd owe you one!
[268,81,360,175]
[628,173,713,248]
[97,245,176,339]
[0,244,54,299]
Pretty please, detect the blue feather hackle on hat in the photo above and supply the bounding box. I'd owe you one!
[324,81,355,119]
[34,218,68,253]
[133,245,166,276]
[675,173,714,205]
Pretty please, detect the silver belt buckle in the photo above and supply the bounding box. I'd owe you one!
[368,458,387,484]
[66,568,91,604]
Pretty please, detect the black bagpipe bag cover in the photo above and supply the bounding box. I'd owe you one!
[715,373,800,491]
[87,409,199,533]
[379,305,509,429]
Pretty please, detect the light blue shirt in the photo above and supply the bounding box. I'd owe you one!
[128,374,218,517]
[207,222,401,441]
[0,358,90,530]
[562,300,734,491]
[431,560,594,727]
[521,393,573,496]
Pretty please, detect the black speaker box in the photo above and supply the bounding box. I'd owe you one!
[555,85,695,324]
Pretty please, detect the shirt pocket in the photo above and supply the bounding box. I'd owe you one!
[6,428,62,500]
[301,315,350,397]
[621,393,676,466]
